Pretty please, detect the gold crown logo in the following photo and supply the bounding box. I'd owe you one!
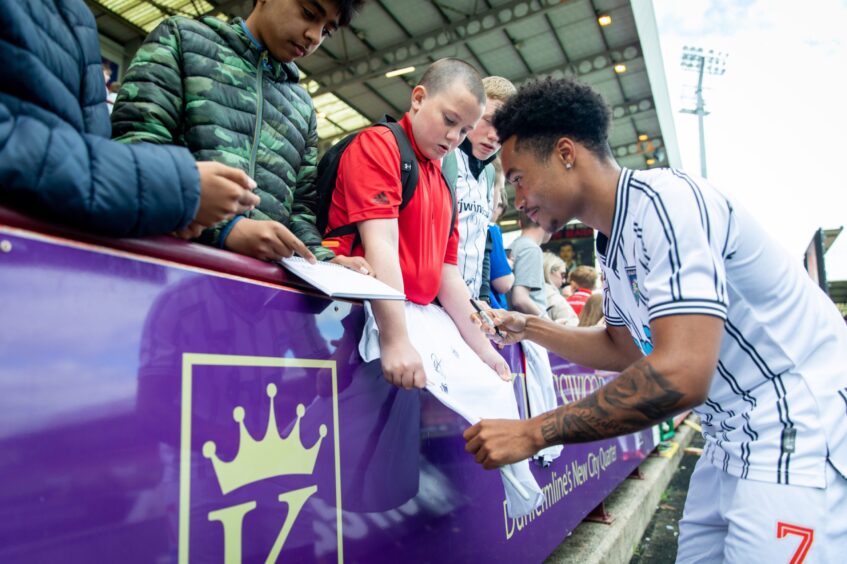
[203,383,327,495]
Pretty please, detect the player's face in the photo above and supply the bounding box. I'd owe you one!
[410,84,484,161]
[254,0,339,63]
[501,136,575,233]
[466,97,504,161]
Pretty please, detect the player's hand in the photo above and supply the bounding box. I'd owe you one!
[463,418,542,470]
[224,219,316,262]
[330,255,373,276]
[194,161,260,226]
[380,337,426,389]
[471,308,529,345]
[477,346,512,381]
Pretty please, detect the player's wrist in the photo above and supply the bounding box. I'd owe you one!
[525,416,550,451]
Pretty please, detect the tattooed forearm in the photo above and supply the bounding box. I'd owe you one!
[541,357,686,445]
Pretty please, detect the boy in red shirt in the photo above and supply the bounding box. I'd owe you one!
[324,58,510,389]
[565,266,598,316]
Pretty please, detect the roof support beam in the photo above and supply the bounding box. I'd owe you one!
[310,0,568,89]
[510,42,642,87]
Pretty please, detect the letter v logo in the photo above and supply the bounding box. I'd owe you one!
[209,485,318,564]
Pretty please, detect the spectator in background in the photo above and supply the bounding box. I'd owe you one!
[0,0,260,239]
[508,212,549,316]
[559,242,578,273]
[106,82,120,115]
[577,293,605,327]
[542,252,579,325]
[112,0,369,271]
[566,265,598,316]
[486,160,514,309]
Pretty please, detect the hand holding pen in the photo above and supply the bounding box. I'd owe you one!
[469,299,503,338]
[469,300,529,346]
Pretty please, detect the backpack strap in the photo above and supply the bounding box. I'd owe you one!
[441,168,458,242]
[324,116,420,241]
[380,118,419,211]
[441,149,459,192]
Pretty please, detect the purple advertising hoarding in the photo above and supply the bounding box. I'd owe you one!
[0,220,654,563]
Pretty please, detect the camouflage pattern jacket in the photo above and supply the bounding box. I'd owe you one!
[111,16,333,259]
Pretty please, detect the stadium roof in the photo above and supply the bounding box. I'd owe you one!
[87,0,681,227]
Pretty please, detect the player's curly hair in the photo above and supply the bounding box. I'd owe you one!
[492,78,612,160]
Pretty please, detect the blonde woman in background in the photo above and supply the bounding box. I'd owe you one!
[577,293,605,327]
[542,252,579,326]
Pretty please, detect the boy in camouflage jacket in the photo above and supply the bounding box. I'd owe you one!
[112,0,369,271]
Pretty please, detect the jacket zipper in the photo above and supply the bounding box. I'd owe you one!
[248,51,267,180]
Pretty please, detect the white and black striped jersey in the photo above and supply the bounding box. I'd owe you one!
[453,148,494,299]
[598,167,847,487]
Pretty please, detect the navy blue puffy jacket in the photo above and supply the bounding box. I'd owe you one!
[0,0,200,236]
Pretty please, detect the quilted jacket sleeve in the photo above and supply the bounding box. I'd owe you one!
[290,107,334,261]
[0,101,199,237]
[111,18,184,145]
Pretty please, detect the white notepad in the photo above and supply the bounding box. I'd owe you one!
[280,257,405,300]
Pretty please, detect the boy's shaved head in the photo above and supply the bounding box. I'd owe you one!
[418,58,485,106]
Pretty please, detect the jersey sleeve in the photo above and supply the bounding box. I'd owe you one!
[336,128,403,224]
[601,271,626,326]
[637,175,729,321]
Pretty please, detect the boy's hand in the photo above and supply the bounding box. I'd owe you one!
[472,308,529,345]
[380,336,426,389]
[477,347,512,381]
[194,161,259,226]
[330,255,374,276]
[172,221,204,240]
[224,218,316,262]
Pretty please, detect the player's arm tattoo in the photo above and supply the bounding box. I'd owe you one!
[540,357,685,445]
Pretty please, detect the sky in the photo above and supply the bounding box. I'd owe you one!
[651,0,847,280]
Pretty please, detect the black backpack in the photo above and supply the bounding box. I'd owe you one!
[315,115,457,245]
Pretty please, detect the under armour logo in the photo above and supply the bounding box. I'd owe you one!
[402,162,412,172]
[371,192,390,205]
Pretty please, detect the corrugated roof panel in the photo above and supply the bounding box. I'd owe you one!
[376,0,450,37]
[519,36,567,73]
[92,0,214,31]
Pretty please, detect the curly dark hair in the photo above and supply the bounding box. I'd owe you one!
[492,78,612,160]
[252,0,366,27]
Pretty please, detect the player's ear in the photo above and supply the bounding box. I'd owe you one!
[554,137,576,170]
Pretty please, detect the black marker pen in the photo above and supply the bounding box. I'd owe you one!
[469,299,504,339]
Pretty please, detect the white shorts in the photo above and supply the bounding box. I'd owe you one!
[676,454,847,563]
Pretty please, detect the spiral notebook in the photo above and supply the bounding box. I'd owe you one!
[280,257,405,300]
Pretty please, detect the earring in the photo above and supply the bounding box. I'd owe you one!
[565,162,573,170]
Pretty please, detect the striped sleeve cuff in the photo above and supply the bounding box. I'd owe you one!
[648,299,728,321]
[605,314,626,326]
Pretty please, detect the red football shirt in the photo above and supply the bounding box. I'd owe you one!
[324,113,459,305]
[567,288,593,316]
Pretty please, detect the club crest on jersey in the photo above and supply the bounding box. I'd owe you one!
[625,266,642,303]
